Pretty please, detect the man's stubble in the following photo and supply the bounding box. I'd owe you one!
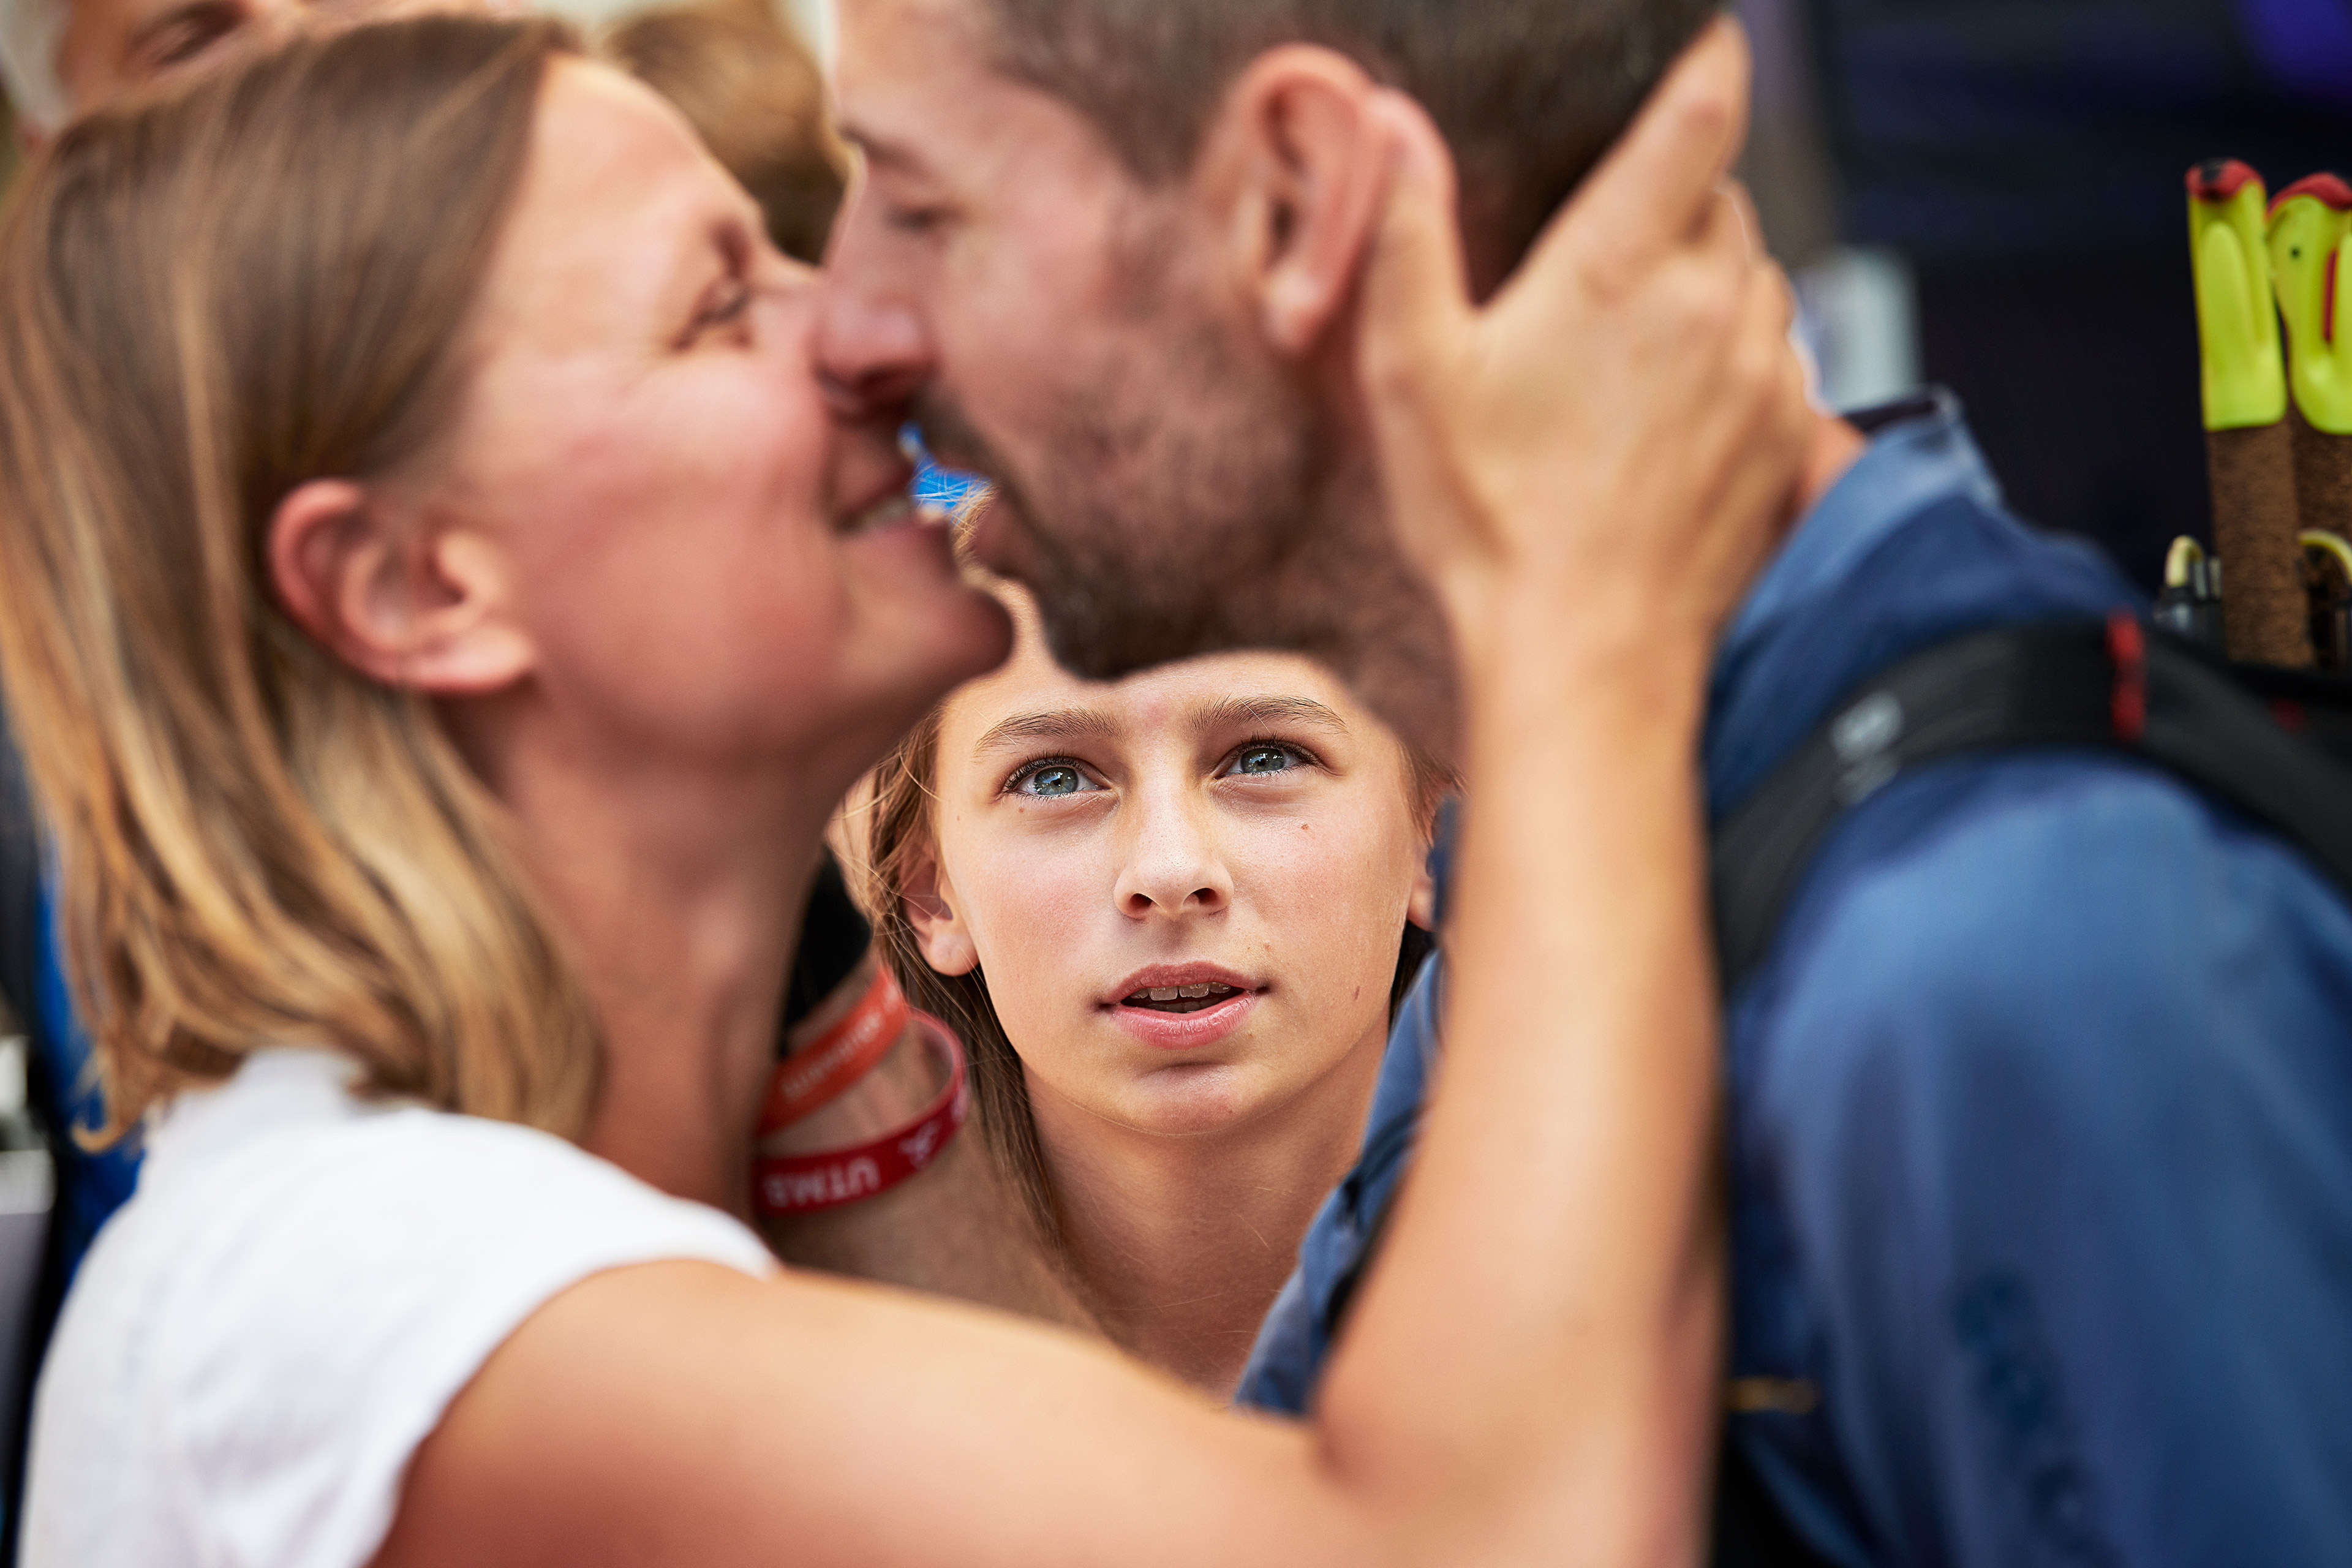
[924,295,1334,682]
[918,206,1462,755]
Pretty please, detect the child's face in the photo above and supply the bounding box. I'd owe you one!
[913,590,1433,1141]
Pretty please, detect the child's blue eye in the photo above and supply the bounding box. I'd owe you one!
[1231,746,1300,776]
[1017,764,1091,797]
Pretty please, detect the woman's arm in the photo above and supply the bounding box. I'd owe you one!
[373,20,1806,1568]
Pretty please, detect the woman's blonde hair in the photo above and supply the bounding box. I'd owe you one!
[0,16,601,1144]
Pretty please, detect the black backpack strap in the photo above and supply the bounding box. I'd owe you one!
[0,713,41,1036]
[0,711,55,1565]
[1712,1433,1839,1567]
[1714,614,2352,993]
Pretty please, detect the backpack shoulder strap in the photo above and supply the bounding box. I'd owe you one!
[1713,613,2352,994]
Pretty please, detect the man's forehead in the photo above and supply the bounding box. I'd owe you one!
[832,0,1001,157]
[835,0,979,92]
[834,0,1134,198]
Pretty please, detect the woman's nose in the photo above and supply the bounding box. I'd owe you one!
[1112,795,1233,919]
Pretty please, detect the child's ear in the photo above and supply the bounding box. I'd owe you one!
[1408,850,1439,932]
[903,841,980,978]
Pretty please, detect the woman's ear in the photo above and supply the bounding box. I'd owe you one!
[268,478,536,695]
[902,840,981,978]
[1207,45,1392,358]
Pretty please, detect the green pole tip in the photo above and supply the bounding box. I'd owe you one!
[2192,162,2288,431]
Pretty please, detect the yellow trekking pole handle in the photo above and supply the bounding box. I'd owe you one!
[2302,529,2352,582]
[2267,173,2352,434]
[2165,535,2209,590]
[2190,161,2289,431]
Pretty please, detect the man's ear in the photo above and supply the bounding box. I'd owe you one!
[267,478,535,695]
[1208,45,1396,358]
[901,840,980,978]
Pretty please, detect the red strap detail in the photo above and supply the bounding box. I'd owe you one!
[757,963,910,1136]
[2270,170,2352,218]
[2108,613,2147,744]
[2188,159,2263,203]
[753,1012,969,1216]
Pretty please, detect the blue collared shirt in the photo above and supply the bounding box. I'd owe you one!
[1237,393,2352,1566]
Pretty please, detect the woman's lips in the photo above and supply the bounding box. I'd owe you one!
[1105,988,1261,1051]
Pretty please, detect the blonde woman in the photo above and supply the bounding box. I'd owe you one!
[0,15,1804,1567]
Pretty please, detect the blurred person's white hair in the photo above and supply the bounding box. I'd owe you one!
[0,0,70,133]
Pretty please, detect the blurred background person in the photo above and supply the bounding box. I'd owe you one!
[846,580,1440,1395]
[601,0,843,264]
[1740,0,2352,590]
[0,0,299,134]
[0,0,830,141]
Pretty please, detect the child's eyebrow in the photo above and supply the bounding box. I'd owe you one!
[971,706,1120,757]
[1193,696,1348,735]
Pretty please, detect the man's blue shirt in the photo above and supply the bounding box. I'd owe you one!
[1236,393,2352,1566]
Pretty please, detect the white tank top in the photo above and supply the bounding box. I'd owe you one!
[21,1048,775,1567]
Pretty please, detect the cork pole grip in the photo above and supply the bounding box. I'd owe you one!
[2293,401,2352,537]
[2210,420,2314,665]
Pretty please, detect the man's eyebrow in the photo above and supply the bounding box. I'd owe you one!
[972,707,1120,755]
[1196,696,1349,735]
[837,121,930,176]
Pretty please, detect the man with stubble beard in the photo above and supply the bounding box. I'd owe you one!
[816,2,2352,1565]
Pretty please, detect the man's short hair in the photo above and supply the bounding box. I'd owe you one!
[978,0,1722,285]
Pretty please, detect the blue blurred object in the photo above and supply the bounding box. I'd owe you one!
[33,891,137,1289]
[912,460,986,514]
[904,426,986,514]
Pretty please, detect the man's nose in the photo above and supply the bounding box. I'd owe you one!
[1113,793,1234,920]
[815,220,934,417]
